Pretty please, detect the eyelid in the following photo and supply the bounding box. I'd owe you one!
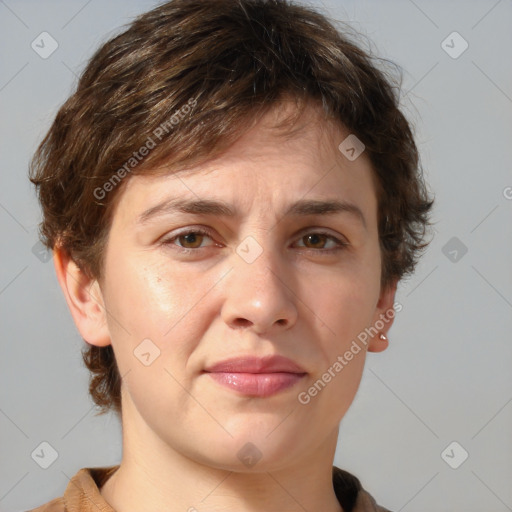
[160,225,349,252]
[161,226,218,246]
[295,226,349,243]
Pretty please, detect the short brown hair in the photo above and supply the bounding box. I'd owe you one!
[29,0,435,417]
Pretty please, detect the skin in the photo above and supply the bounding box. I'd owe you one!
[55,100,397,512]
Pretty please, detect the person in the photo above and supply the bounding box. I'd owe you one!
[28,0,434,511]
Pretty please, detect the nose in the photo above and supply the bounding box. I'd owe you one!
[220,235,298,335]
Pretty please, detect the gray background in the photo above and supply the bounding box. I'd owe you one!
[1,0,511,511]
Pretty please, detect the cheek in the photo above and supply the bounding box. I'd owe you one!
[304,260,380,342]
[101,251,219,367]
[100,254,202,409]
[297,272,374,423]
[105,258,174,332]
[105,250,190,328]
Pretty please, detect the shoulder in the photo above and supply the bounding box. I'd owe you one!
[24,465,119,512]
[355,488,394,512]
[26,496,65,512]
[332,465,393,512]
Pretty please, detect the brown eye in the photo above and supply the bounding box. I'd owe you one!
[302,233,329,249]
[295,231,348,253]
[161,228,216,251]
[176,232,206,249]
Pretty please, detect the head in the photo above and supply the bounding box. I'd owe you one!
[30,0,434,462]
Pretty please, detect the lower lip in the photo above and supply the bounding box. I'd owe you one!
[205,372,306,397]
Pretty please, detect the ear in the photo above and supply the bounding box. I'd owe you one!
[367,279,398,353]
[53,246,111,347]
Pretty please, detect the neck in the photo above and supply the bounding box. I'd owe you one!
[100,397,344,512]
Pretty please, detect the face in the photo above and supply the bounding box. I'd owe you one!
[77,102,396,472]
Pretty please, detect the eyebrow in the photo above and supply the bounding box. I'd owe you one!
[137,197,367,230]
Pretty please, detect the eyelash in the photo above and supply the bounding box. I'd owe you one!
[160,227,349,255]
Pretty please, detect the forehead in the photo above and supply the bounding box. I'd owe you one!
[111,100,378,226]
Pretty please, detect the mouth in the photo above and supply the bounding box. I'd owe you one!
[203,354,307,397]
[204,371,307,397]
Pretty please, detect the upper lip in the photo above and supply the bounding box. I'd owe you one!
[203,355,307,374]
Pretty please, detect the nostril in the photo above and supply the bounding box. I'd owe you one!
[233,318,252,328]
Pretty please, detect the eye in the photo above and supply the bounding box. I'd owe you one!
[161,227,216,251]
[160,227,349,255]
[294,231,349,254]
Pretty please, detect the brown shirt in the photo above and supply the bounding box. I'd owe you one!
[27,465,392,512]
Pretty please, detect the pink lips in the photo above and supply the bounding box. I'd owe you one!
[203,355,307,397]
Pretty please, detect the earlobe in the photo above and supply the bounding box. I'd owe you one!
[368,332,389,353]
[367,279,398,353]
[53,246,111,347]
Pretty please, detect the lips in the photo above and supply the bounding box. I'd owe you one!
[203,355,307,397]
[203,355,306,374]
